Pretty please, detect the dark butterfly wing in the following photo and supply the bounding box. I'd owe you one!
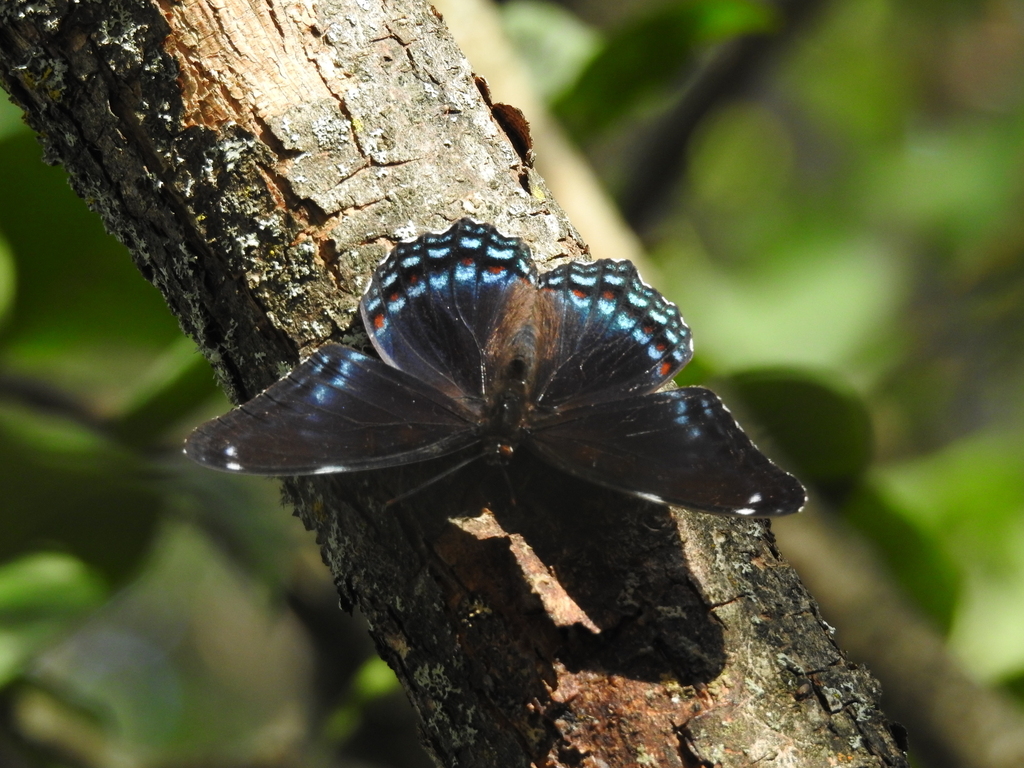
[185,345,479,475]
[534,259,692,409]
[529,388,806,515]
[361,219,538,402]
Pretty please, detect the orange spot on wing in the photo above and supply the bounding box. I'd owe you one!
[487,266,505,274]
[660,361,673,376]
[461,257,474,266]
[572,288,586,298]
[655,341,667,351]
[389,292,400,302]
[374,314,385,329]
[409,274,420,284]
[602,290,615,300]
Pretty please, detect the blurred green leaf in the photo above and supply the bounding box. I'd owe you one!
[0,132,180,405]
[877,429,1024,569]
[0,553,106,614]
[874,428,1024,679]
[0,402,163,583]
[554,0,778,141]
[1001,668,1024,705]
[688,102,794,214]
[0,92,28,144]
[727,368,873,502]
[323,700,360,744]
[501,0,602,101]
[865,121,1024,253]
[659,232,907,375]
[782,0,912,145]
[22,523,313,760]
[111,336,221,448]
[0,552,107,688]
[0,226,14,330]
[673,353,715,387]
[843,483,961,632]
[169,466,297,592]
[350,656,399,702]
[323,656,399,743]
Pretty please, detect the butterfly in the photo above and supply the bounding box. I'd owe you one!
[185,219,805,516]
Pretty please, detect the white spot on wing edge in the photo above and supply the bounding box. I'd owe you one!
[634,491,664,504]
[311,465,351,474]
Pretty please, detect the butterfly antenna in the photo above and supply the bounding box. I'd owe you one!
[385,452,485,507]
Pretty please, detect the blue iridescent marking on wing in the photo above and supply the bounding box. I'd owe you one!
[534,259,693,408]
[184,346,478,475]
[361,218,538,402]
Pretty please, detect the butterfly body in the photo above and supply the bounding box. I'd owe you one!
[480,361,531,461]
[186,219,805,517]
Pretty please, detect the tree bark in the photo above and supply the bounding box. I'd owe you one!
[776,510,1024,768]
[0,1,909,766]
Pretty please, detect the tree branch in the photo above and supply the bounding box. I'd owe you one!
[0,1,906,765]
[776,510,1024,768]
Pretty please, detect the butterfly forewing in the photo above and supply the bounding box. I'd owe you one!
[362,219,538,402]
[185,346,479,475]
[534,260,693,408]
[528,388,806,515]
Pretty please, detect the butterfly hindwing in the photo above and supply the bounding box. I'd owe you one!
[528,387,806,515]
[185,345,479,475]
[535,259,693,408]
[361,219,538,402]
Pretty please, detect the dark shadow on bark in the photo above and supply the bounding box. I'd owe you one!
[351,452,727,687]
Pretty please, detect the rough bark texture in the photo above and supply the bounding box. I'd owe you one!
[776,510,1024,768]
[0,1,909,766]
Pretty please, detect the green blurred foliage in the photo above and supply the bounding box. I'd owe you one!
[507,0,1024,696]
[24,523,312,761]
[110,336,225,448]
[0,553,107,688]
[0,133,184,408]
[842,484,962,632]
[554,0,778,140]
[1,0,1024,764]
[876,429,1024,678]
[323,656,401,743]
[0,401,162,582]
[503,0,603,100]
[726,369,873,502]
